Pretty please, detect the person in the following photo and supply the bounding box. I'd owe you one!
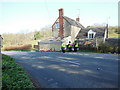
[68,41,73,52]
[74,41,79,52]
[61,42,66,53]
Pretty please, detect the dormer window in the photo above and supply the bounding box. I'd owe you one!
[88,29,96,39]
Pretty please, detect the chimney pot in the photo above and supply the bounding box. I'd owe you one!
[76,17,80,22]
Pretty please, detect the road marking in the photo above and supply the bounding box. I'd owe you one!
[84,54,89,56]
[48,78,54,82]
[60,60,80,66]
[95,57,103,59]
[116,59,120,60]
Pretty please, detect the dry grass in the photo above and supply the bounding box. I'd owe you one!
[3,44,32,51]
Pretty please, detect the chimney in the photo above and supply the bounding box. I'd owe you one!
[58,8,64,37]
[76,17,80,22]
[59,8,64,17]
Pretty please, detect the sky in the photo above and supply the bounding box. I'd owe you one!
[0,0,119,34]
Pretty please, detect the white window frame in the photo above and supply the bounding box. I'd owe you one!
[88,29,96,39]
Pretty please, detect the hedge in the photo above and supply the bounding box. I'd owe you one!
[2,54,35,89]
[3,44,32,51]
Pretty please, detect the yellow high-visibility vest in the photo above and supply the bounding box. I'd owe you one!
[62,43,66,48]
[75,43,79,47]
[68,43,72,47]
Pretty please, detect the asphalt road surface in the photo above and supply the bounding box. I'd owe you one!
[2,52,119,88]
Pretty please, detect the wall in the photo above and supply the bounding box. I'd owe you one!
[105,38,120,46]
[95,38,104,47]
[78,38,104,47]
[52,19,59,37]
[62,36,71,44]
[71,26,81,43]
[64,19,71,37]
[53,18,71,38]
[38,41,62,51]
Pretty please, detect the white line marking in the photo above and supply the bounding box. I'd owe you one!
[48,78,53,82]
[95,57,103,59]
[60,60,80,66]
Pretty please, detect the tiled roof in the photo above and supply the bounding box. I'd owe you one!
[63,16,85,28]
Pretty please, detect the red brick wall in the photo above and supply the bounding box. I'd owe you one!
[58,8,64,37]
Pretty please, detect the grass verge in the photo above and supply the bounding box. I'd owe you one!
[2,54,35,89]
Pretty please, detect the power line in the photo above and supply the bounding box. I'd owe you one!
[44,0,52,24]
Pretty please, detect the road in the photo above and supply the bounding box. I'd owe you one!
[2,52,119,88]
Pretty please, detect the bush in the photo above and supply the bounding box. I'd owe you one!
[4,44,32,51]
[79,44,97,51]
[98,42,119,54]
[2,54,35,89]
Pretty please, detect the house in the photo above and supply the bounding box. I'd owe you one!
[37,8,85,51]
[52,8,84,43]
[0,35,3,53]
[76,25,108,46]
[37,8,108,51]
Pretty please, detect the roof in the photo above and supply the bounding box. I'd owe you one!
[76,27,106,39]
[38,37,62,44]
[63,16,85,28]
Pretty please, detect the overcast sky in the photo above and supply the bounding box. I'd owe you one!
[0,0,119,34]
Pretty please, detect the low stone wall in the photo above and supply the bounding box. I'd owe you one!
[105,38,120,46]
[38,41,62,51]
[77,38,104,47]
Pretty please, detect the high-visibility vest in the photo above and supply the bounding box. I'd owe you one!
[68,43,72,47]
[61,43,66,48]
[75,43,79,47]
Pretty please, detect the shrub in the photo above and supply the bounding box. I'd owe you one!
[4,44,32,51]
[98,42,119,53]
[79,44,97,51]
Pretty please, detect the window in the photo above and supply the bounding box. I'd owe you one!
[89,33,94,38]
[88,29,96,39]
[56,23,60,28]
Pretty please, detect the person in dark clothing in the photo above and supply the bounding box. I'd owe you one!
[74,41,79,52]
[68,41,73,52]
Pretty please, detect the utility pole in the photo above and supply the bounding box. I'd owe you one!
[106,16,110,25]
[106,17,110,38]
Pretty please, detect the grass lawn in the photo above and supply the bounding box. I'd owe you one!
[108,33,120,38]
[2,54,35,89]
